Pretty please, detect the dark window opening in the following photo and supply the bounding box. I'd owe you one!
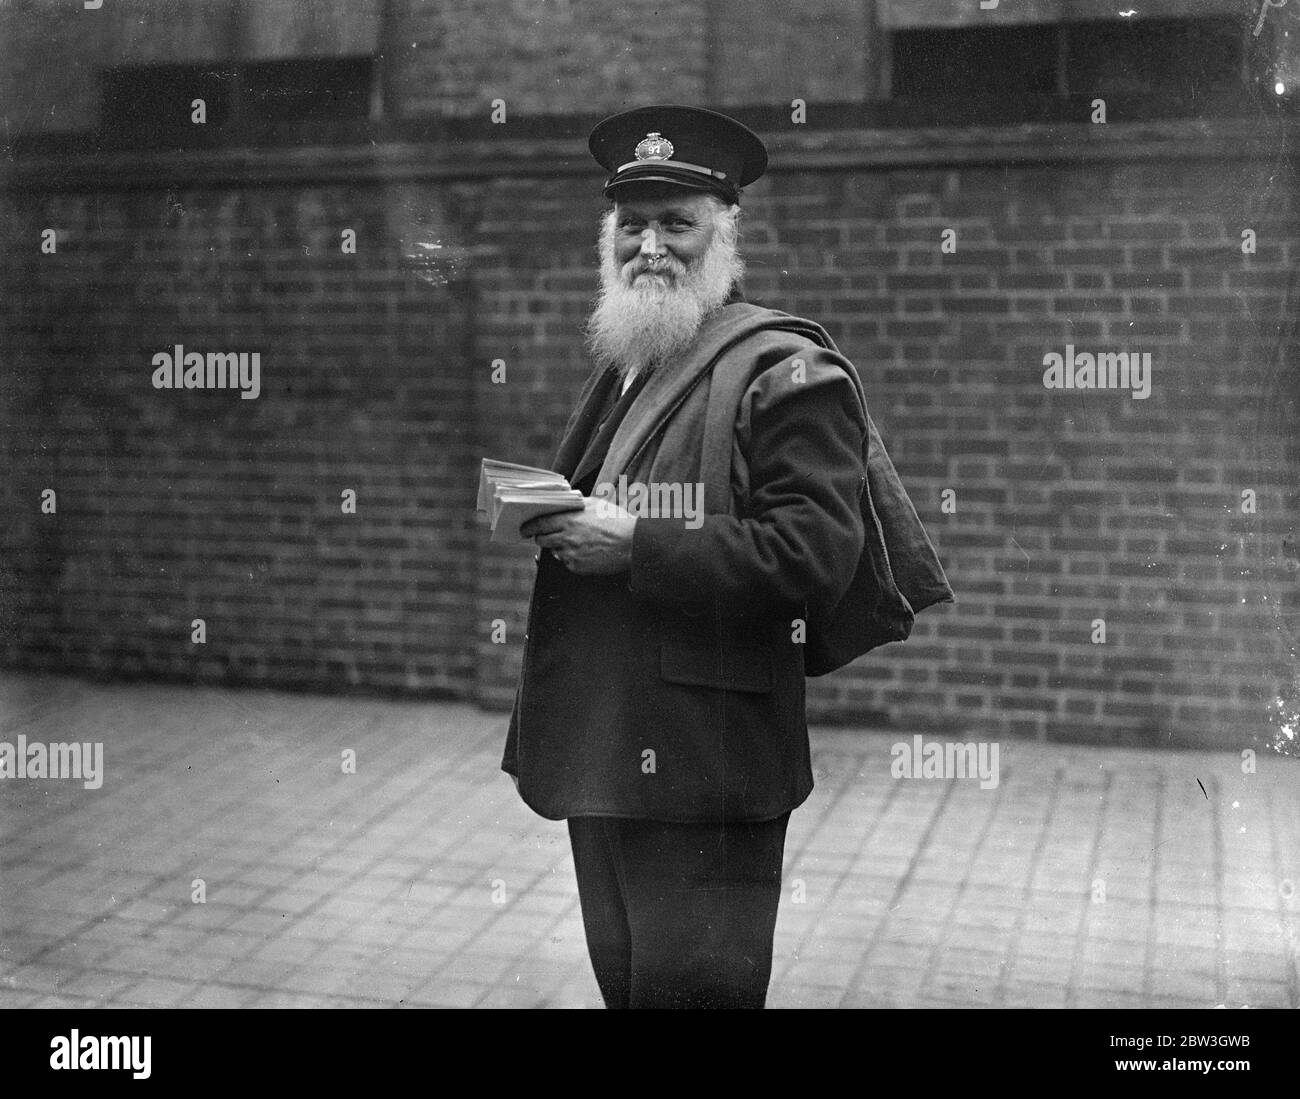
[99,57,374,147]
[890,16,1249,123]
[241,58,372,124]
[893,26,1059,98]
[1065,17,1243,99]
[101,64,240,138]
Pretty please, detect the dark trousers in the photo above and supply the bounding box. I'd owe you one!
[566,812,791,1009]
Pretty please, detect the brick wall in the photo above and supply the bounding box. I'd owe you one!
[2,122,1296,753]
[0,0,721,131]
[392,0,710,118]
[744,150,1299,749]
[1,0,1297,752]
[0,175,481,696]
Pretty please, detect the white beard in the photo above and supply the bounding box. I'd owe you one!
[584,207,744,380]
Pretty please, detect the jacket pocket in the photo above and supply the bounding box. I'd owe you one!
[659,642,774,693]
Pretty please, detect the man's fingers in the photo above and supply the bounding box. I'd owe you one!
[521,517,565,538]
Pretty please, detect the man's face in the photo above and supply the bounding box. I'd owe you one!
[612,188,720,288]
[587,185,742,374]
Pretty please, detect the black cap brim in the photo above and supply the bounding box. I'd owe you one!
[603,165,730,202]
[589,104,767,205]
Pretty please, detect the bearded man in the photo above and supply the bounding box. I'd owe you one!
[501,105,952,1009]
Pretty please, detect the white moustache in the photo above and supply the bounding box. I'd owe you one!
[624,258,685,285]
[586,206,745,377]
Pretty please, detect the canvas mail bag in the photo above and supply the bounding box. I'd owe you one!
[589,302,954,676]
[694,310,955,675]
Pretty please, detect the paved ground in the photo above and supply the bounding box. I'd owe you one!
[0,670,1297,1009]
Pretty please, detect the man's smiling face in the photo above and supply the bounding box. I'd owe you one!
[612,187,721,287]
[587,184,743,375]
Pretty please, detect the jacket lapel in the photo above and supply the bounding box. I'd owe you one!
[594,302,772,488]
[570,370,649,488]
[550,364,618,480]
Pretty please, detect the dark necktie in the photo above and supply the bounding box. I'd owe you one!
[572,369,649,492]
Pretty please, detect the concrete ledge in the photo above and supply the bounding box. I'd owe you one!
[4,117,1297,192]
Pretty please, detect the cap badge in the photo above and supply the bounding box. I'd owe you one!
[634,132,674,161]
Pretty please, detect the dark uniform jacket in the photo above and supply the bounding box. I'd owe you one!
[501,292,913,824]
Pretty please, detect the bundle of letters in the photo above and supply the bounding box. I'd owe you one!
[477,459,585,543]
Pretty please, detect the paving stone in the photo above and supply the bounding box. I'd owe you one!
[1222,978,1295,1008]
[1,671,1297,1010]
[1072,988,1148,1008]
[114,977,195,1007]
[409,979,493,1008]
[178,983,254,1008]
[1000,980,1069,1008]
